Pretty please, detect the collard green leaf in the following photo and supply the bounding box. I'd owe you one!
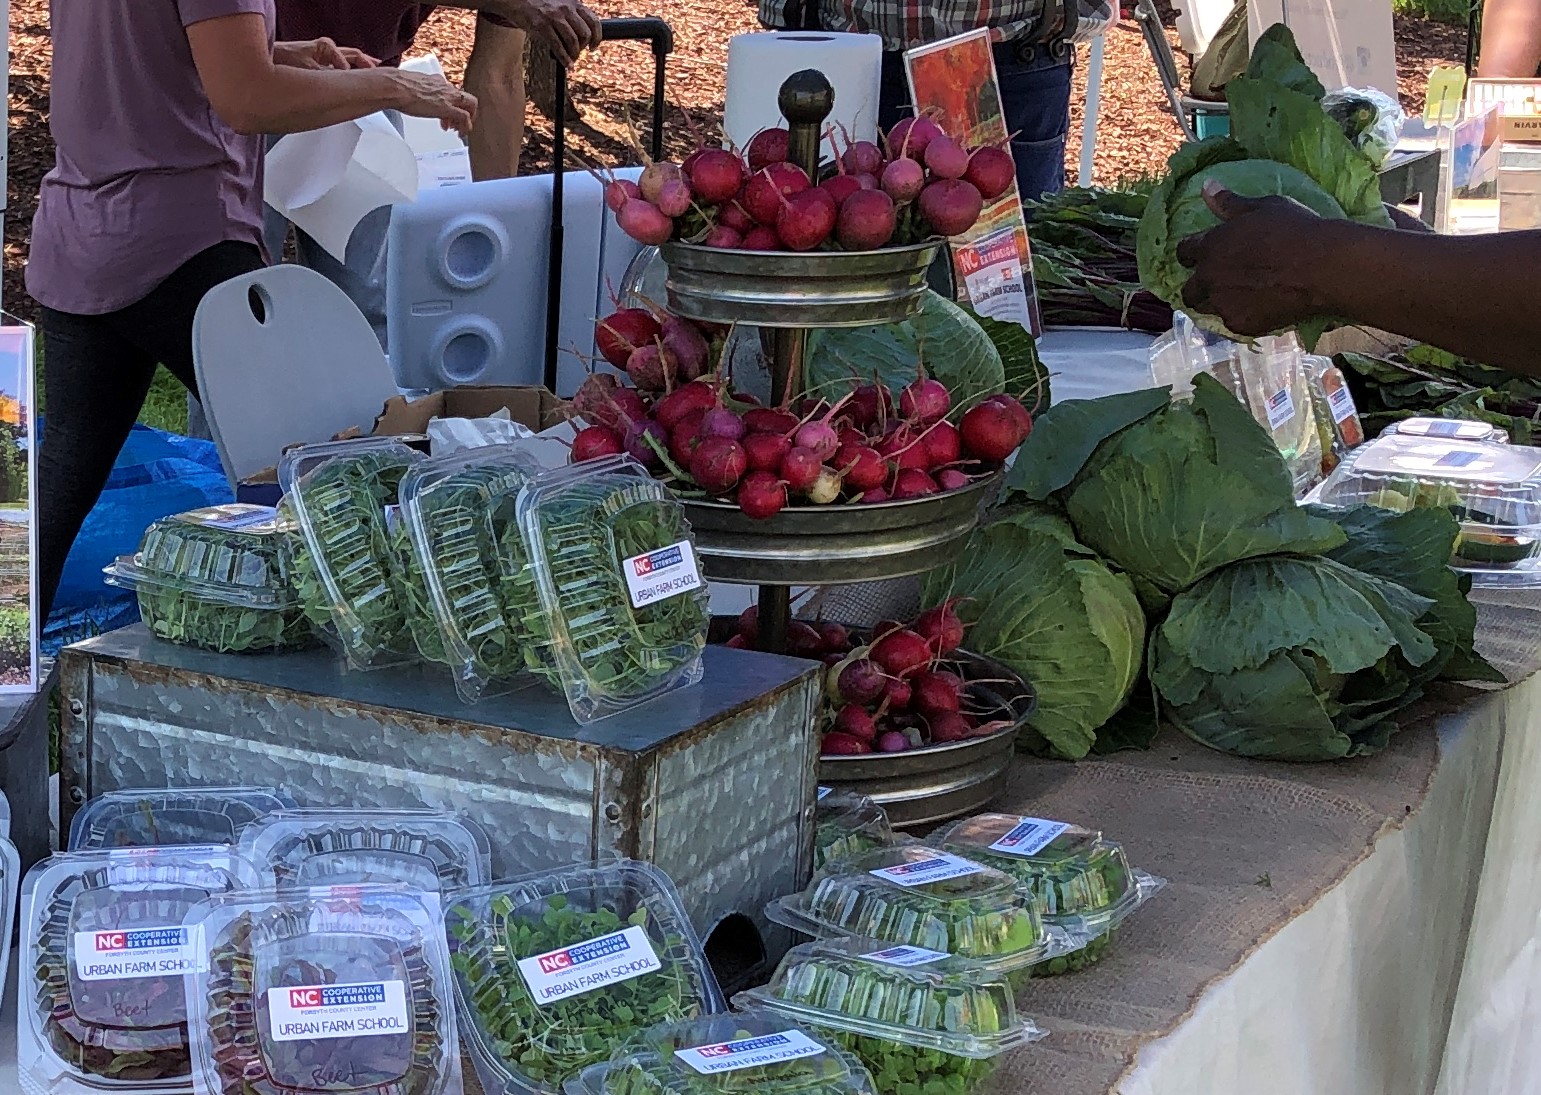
[969,310,1050,412]
[1005,387,1171,502]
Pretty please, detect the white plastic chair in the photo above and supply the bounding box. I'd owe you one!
[191,264,401,488]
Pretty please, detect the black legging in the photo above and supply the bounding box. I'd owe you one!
[36,240,264,621]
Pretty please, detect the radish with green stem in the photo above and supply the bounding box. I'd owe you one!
[808,468,843,503]
[737,471,788,519]
[836,189,898,250]
[570,425,624,463]
[742,225,781,250]
[776,187,838,251]
[595,309,661,369]
[688,149,747,203]
[964,146,1015,200]
[742,430,791,472]
[923,134,970,180]
[746,127,791,171]
[690,437,748,494]
[638,162,682,204]
[624,419,668,469]
[668,410,707,467]
[918,179,984,236]
[891,467,939,498]
[880,157,925,203]
[914,597,967,654]
[780,447,823,492]
[655,177,694,218]
[616,198,674,245]
[744,163,810,224]
[703,225,742,248]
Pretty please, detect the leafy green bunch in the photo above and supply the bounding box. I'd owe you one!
[615,1018,864,1095]
[1334,344,1541,444]
[1032,929,1115,977]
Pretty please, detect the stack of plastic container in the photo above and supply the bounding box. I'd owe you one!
[239,807,491,893]
[67,786,295,851]
[813,789,900,872]
[0,789,16,1019]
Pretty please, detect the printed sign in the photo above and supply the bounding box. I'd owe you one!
[1265,388,1297,431]
[180,504,279,532]
[861,944,951,968]
[1326,384,1357,425]
[267,980,410,1042]
[675,1030,827,1075]
[0,322,37,695]
[1435,450,1485,469]
[516,925,663,1005]
[622,540,702,609]
[870,852,986,888]
[74,927,200,981]
[987,817,1070,858]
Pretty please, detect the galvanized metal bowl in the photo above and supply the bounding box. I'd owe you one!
[681,473,999,586]
[661,241,943,328]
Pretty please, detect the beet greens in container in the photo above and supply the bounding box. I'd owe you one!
[183,886,462,1095]
[448,860,724,1095]
[18,846,258,1094]
[239,808,491,894]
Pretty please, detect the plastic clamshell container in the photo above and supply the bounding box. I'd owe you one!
[1314,433,1541,584]
[239,808,492,893]
[0,833,17,1015]
[103,504,311,655]
[447,859,725,1095]
[516,456,710,723]
[1,785,11,840]
[18,846,258,1094]
[68,787,296,851]
[184,884,463,1095]
[765,845,1060,976]
[1302,356,1365,477]
[564,1009,878,1095]
[814,790,897,873]
[1382,416,1510,445]
[397,445,548,702]
[277,437,426,671]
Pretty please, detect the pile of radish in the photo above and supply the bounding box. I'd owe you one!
[603,115,1012,252]
[723,600,1010,755]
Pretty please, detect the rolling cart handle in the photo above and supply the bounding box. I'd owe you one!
[546,17,675,392]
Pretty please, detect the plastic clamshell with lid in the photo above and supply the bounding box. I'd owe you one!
[0,832,17,1017]
[764,845,1064,976]
[1313,434,1541,584]
[103,504,311,654]
[18,845,258,1094]
[447,859,725,1095]
[813,790,897,873]
[564,1009,877,1095]
[67,787,296,851]
[277,437,426,671]
[184,884,463,1095]
[239,808,491,893]
[396,444,548,702]
[1382,417,1509,444]
[515,456,710,723]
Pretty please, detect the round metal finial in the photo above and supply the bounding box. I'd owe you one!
[778,69,835,126]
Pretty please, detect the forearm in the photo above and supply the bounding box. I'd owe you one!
[465,19,527,179]
[235,65,410,134]
[1477,0,1541,77]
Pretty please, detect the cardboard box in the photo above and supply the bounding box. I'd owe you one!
[236,385,570,505]
[1467,79,1541,143]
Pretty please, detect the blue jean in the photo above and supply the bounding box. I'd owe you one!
[878,45,1072,201]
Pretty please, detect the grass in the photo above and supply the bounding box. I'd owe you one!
[1393,0,1474,25]
[139,366,191,434]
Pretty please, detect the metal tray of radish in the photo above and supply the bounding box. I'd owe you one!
[660,241,943,328]
[681,472,999,586]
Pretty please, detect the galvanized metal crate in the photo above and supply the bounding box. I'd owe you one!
[59,626,821,990]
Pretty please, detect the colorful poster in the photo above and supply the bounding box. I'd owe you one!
[0,321,37,693]
[904,30,1043,336]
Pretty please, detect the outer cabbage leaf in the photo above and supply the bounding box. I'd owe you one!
[921,507,1145,760]
[1005,386,1171,502]
[970,310,1050,411]
[805,291,1003,414]
[1243,23,1326,98]
[1136,137,1251,324]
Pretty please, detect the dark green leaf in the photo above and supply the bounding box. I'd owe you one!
[1004,387,1171,502]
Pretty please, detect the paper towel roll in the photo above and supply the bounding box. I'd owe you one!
[724,32,883,163]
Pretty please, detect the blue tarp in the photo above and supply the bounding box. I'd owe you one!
[43,421,232,653]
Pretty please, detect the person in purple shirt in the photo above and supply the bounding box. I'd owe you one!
[26,0,479,621]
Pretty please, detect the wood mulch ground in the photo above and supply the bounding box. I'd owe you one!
[4,1,1469,325]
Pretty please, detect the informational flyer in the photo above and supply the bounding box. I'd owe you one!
[904,30,1043,336]
[0,320,37,694]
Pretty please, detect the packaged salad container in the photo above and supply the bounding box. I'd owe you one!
[1382,416,1510,444]
[447,859,724,1095]
[928,814,1166,976]
[67,787,296,851]
[103,504,311,655]
[240,808,491,893]
[565,1009,877,1095]
[398,445,548,702]
[765,845,1068,977]
[516,456,710,723]
[1302,356,1365,477]
[813,790,897,873]
[277,437,425,671]
[735,938,1044,1095]
[1314,433,1541,584]
[184,885,462,1095]
[18,846,258,1094]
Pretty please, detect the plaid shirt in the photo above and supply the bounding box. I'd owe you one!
[759,0,1112,52]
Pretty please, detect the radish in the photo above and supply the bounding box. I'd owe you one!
[690,437,748,494]
[625,342,675,390]
[570,424,624,463]
[871,627,933,678]
[899,377,951,425]
[918,179,985,237]
[638,162,682,204]
[834,704,878,744]
[682,149,705,177]
[818,622,851,653]
[821,174,865,206]
[823,732,872,755]
[668,410,706,466]
[928,712,974,743]
[688,149,747,203]
[920,420,961,465]
[912,669,965,715]
[836,658,886,705]
[655,177,694,218]
[605,387,648,430]
[737,471,787,519]
[699,406,745,441]
[887,115,944,160]
[616,198,674,246]
[842,140,885,176]
[787,621,825,659]
[776,187,838,251]
[855,173,880,190]
[571,372,619,420]
[836,444,886,492]
[987,392,1034,434]
[703,226,743,249]
[746,128,790,171]
[793,397,850,461]
[660,317,710,382]
[744,407,801,434]
[605,178,641,213]
[742,226,781,251]
[744,163,811,225]
[965,147,1015,200]
[877,730,912,753]
[808,468,843,504]
[743,431,791,473]
[884,675,912,709]
[891,468,939,498]
[924,135,970,180]
[960,399,1027,461]
[859,487,890,503]
[822,653,846,668]
[595,309,662,369]
[914,598,966,654]
[653,380,717,432]
[835,190,898,251]
[781,446,823,492]
[719,200,755,233]
[725,633,748,650]
[936,468,970,491]
[849,383,894,428]
[880,158,926,204]
[624,419,667,468]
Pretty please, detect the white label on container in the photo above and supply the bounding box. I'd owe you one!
[1266,387,1296,430]
[817,786,832,801]
[870,852,986,888]
[861,944,950,968]
[384,504,402,534]
[266,980,410,1042]
[988,817,1070,858]
[1327,384,1358,425]
[1417,419,1487,439]
[74,927,200,981]
[622,540,702,609]
[515,925,661,1005]
[186,505,278,531]
[675,1030,827,1075]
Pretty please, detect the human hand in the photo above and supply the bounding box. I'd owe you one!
[1174,181,1337,337]
[274,38,379,70]
[500,0,602,65]
[389,70,479,138]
